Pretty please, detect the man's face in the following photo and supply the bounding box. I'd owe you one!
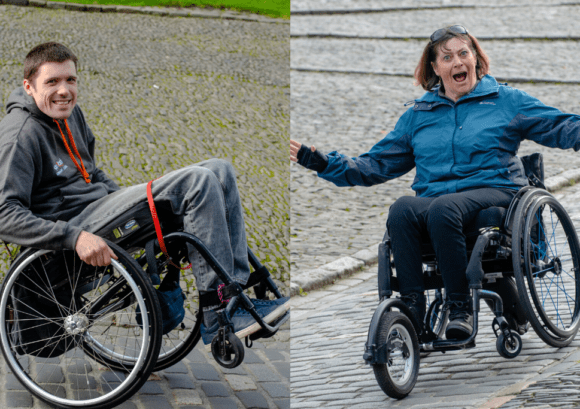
[23,60,78,120]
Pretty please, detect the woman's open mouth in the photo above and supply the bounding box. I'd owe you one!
[453,72,467,82]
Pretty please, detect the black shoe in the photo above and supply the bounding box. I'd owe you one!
[399,292,426,328]
[445,293,474,340]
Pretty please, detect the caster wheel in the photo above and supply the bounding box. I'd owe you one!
[211,330,245,368]
[372,311,420,399]
[496,331,522,359]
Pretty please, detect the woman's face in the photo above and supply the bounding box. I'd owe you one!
[431,37,478,102]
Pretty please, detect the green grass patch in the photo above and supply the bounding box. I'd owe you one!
[49,0,290,18]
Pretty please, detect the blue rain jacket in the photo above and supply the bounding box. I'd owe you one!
[318,75,580,197]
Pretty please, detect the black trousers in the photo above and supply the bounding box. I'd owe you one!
[387,188,517,296]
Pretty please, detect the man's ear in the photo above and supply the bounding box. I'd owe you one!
[23,79,33,96]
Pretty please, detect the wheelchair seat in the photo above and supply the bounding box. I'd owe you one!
[96,201,180,252]
[465,206,507,234]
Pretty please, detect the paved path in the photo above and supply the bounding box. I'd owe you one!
[0,5,289,409]
[290,1,580,408]
[291,181,580,409]
[290,0,580,274]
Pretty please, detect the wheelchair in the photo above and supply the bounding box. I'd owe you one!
[0,201,289,409]
[363,153,580,399]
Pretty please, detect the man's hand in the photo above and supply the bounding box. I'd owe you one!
[290,139,316,163]
[75,231,118,266]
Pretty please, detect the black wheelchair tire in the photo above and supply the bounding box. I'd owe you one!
[111,235,203,372]
[373,311,420,399]
[211,331,245,369]
[496,331,523,359]
[0,242,163,409]
[512,190,580,347]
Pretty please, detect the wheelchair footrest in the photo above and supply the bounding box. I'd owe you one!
[249,311,289,341]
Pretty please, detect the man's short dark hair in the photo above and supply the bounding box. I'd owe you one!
[23,42,78,81]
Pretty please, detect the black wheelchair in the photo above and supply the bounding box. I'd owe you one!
[363,153,580,399]
[0,201,289,409]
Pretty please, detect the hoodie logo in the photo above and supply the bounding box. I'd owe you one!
[54,159,69,176]
[479,101,496,105]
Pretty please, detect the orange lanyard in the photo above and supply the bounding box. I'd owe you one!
[54,119,91,184]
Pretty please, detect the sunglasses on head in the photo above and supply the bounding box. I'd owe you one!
[430,25,469,43]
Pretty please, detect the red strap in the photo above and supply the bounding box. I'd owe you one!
[147,180,191,271]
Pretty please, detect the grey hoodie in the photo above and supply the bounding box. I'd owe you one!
[0,87,120,250]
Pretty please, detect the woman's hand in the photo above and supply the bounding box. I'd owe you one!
[290,139,316,162]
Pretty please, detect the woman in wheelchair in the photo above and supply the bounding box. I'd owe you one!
[291,26,580,343]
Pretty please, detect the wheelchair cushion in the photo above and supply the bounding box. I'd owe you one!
[96,201,179,250]
[465,206,508,234]
[96,201,154,243]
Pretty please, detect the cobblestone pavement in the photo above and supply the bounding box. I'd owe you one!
[290,1,580,273]
[0,5,289,409]
[0,4,290,286]
[290,1,580,408]
[5,327,290,409]
[290,180,580,409]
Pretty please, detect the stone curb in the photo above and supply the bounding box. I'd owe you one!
[2,0,289,23]
[291,2,580,15]
[291,68,580,86]
[291,170,580,296]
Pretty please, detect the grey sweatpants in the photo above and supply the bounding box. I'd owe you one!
[68,158,250,293]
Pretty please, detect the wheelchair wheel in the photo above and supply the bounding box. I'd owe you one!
[513,192,580,347]
[0,242,162,409]
[117,236,202,372]
[373,311,420,399]
[147,236,203,372]
[153,274,202,371]
[496,331,522,359]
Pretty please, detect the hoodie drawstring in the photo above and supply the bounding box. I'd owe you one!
[54,119,91,184]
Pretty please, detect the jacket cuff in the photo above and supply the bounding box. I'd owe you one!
[297,144,328,173]
[64,224,84,251]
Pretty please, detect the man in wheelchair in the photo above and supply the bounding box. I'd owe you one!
[0,42,289,349]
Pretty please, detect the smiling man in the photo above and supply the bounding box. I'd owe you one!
[0,43,121,263]
[0,42,289,346]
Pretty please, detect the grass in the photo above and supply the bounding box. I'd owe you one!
[48,0,290,18]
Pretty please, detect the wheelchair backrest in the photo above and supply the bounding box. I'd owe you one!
[503,153,545,234]
[520,152,545,189]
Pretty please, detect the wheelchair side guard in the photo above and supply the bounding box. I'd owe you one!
[466,230,501,289]
[364,298,421,365]
[377,239,393,300]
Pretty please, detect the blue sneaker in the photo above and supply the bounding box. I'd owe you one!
[201,297,290,349]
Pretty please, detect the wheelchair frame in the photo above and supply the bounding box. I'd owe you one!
[0,202,289,408]
[363,153,580,399]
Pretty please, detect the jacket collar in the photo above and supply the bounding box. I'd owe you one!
[416,75,500,104]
